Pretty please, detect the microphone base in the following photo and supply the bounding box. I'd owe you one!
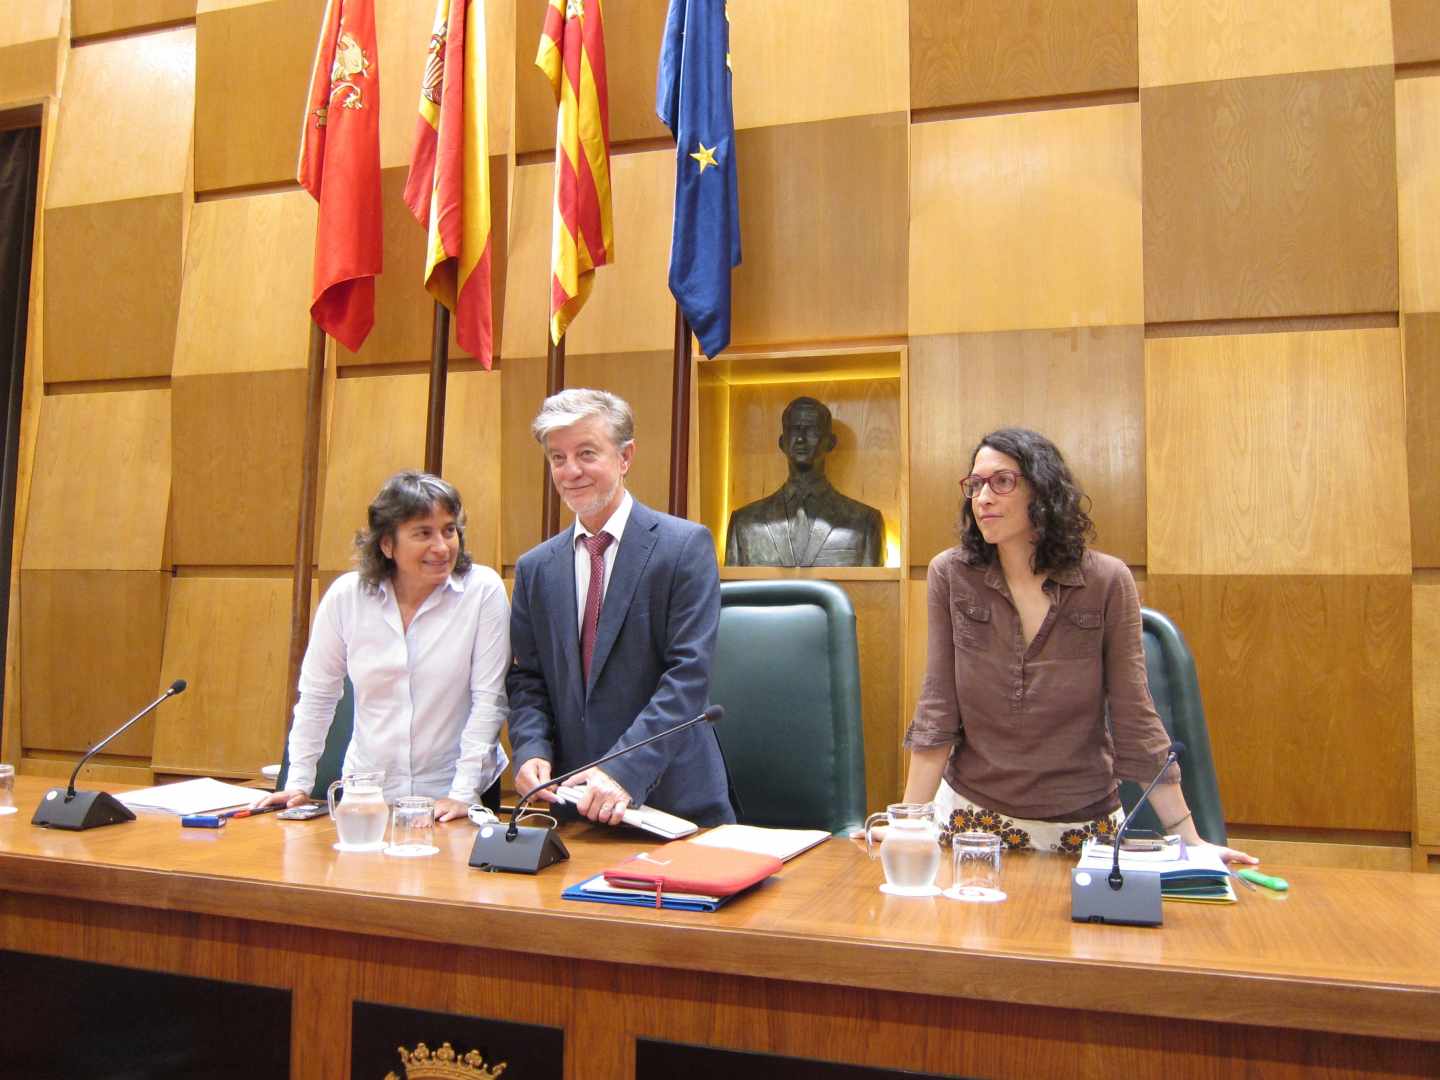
[32,789,136,831]
[468,823,570,874]
[1070,867,1162,927]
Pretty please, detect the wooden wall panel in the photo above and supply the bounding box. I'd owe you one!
[154,576,291,777]
[696,376,729,550]
[1392,0,1440,65]
[731,0,907,129]
[19,571,169,759]
[733,113,907,348]
[723,379,901,566]
[1138,0,1392,88]
[1142,67,1399,325]
[1147,329,1409,577]
[0,0,66,106]
[499,354,547,567]
[909,0,1137,110]
[908,328,1144,568]
[22,389,171,571]
[1406,315,1440,568]
[1145,575,1412,832]
[499,163,550,363]
[171,370,307,566]
[172,190,316,377]
[1415,582,1440,847]
[909,103,1141,336]
[563,351,674,517]
[846,580,901,812]
[72,1,197,39]
[44,195,184,382]
[513,0,667,155]
[1397,75,1440,316]
[442,368,504,571]
[194,0,324,193]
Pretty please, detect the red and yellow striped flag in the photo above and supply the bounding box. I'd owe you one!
[537,0,613,345]
[403,0,493,367]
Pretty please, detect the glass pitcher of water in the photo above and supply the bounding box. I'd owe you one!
[328,770,387,850]
[864,802,942,895]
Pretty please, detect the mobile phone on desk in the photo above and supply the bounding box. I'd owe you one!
[276,802,328,820]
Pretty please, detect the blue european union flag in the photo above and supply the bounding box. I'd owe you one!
[656,0,741,357]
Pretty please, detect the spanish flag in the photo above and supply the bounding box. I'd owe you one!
[537,0,613,345]
[403,0,493,368]
[298,0,382,353]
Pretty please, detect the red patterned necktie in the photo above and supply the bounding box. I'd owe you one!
[579,531,614,682]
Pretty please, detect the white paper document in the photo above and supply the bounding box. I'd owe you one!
[116,778,259,816]
[691,824,830,862]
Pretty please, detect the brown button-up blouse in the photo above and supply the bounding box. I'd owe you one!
[905,546,1177,821]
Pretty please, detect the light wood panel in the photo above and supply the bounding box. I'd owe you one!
[908,328,1144,567]
[1407,315,1440,568]
[721,379,901,565]
[44,195,184,381]
[845,579,902,811]
[1393,0,1440,65]
[1142,67,1398,324]
[0,0,65,107]
[194,0,325,193]
[72,0,197,38]
[501,152,673,361]
[563,350,674,516]
[1416,581,1440,847]
[733,113,907,347]
[170,369,308,566]
[513,0,668,155]
[22,389,171,571]
[909,0,1137,110]
[904,573,927,772]
[1398,75,1440,316]
[499,354,547,567]
[1146,328,1409,577]
[153,575,291,776]
[730,0,907,129]
[695,375,729,551]
[1146,575,1412,833]
[19,571,169,759]
[0,0,67,45]
[1138,0,1391,88]
[441,368,504,571]
[909,103,1141,336]
[172,189,316,377]
[45,27,194,209]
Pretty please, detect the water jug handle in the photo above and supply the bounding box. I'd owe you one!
[326,778,343,820]
[863,810,890,858]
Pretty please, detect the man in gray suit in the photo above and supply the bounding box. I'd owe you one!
[507,388,735,827]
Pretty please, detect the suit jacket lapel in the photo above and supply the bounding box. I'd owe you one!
[802,517,834,566]
[760,494,793,565]
[548,527,584,705]
[586,501,659,696]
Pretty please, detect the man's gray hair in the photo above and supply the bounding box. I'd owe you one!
[531,387,635,449]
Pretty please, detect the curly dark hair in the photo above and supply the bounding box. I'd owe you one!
[353,471,473,590]
[958,428,1094,574]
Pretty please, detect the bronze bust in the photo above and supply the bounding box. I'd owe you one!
[725,397,885,567]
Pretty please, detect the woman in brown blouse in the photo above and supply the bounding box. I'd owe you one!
[904,428,1255,864]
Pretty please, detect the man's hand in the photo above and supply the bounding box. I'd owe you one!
[253,788,309,810]
[570,767,632,826]
[433,797,470,822]
[515,758,560,804]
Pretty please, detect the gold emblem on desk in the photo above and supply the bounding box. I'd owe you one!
[384,1041,507,1080]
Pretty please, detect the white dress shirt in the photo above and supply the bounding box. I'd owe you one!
[285,564,510,804]
[572,489,633,629]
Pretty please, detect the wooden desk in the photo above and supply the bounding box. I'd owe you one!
[1,776,1438,1078]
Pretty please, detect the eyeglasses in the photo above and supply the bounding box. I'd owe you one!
[960,470,1020,499]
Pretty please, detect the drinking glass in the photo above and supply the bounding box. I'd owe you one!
[864,802,942,896]
[945,831,1006,902]
[385,796,439,857]
[328,770,388,851]
[0,763,15,816]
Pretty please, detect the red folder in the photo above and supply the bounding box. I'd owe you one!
[603,841,782,899]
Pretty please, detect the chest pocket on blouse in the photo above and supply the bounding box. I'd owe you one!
[1054,607,1103,659]
[951,595,992,650]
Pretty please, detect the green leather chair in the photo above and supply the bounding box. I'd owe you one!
[1118,608,1227,844]
[276,677,355,797]
[711,580,867,835]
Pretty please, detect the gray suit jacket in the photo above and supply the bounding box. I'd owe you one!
[506,499,735,825]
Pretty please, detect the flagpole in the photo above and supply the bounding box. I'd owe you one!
[541,333,565,539]
[285,318,327,730]
[424,301,450,474]
[667,306,693,518]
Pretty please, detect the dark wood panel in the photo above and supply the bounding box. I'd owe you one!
[910,0,1138,110]
[1145,575,1412,832]
[1407,314,1440,567]
[1142,66,1399,323]
[732,114,907,348]
[1393,0,1440,65]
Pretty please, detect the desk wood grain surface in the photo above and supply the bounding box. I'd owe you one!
[2,777,1437,1047]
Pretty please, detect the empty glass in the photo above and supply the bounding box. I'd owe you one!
[0,763,14,816]
[385,796,439,857]
[945,831,1006,902]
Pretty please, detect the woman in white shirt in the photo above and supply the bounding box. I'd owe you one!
[258,471,510,821]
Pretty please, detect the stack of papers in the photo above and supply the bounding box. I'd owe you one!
[116,778,259,816]
[690,824,829,862]
[553,785,698,839]
[1077,839,1235,904]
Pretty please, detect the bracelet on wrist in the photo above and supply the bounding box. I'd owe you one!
[1162,810,1194,833]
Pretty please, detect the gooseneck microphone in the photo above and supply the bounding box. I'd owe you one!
[33,679,189,831]
[469,704,725,874]
[1108,740,1185,891]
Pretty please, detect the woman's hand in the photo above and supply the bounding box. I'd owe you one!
[1189,840,1258,866]
[252,788,310,810]
[433,797,470,822]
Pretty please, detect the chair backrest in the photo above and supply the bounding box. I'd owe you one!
[276,677,355,797]
[1118,608,1227,844]
[712,580,866,834]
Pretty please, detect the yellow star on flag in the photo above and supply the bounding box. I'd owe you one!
[691,141,718,173]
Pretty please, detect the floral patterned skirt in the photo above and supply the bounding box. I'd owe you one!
[933,780,1123,855]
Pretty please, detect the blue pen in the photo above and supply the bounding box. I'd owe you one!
[181,814,226,828]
